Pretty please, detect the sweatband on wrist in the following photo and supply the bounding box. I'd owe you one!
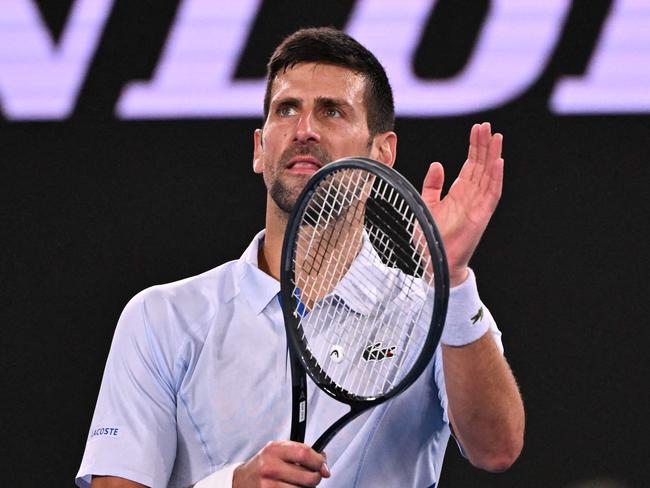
[441,269,492,346]
[192,462,243,488]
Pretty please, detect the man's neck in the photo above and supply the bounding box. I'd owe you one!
[257,203,288,281]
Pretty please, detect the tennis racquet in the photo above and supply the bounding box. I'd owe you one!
[280,157,449,452]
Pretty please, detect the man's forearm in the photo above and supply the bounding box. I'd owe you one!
[442,332,525,471]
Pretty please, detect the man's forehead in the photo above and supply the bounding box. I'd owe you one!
[269,62,367,102]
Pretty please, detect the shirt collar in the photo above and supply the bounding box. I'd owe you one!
[237,230,280,315]
[237,230,415,317]
[330,233,392,316]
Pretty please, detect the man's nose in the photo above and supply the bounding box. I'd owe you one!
[294,111,320,144]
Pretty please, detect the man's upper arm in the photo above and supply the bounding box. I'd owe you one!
[76,291,178,487]
[91,475,149,488]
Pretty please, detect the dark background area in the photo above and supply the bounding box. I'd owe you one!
[2,1,648,486]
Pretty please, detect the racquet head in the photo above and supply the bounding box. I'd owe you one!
[281,157,449,407]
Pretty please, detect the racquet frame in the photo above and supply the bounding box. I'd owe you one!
[280,157,449,452]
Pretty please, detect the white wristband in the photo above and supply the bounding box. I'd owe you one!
[192,462,243,488]
[441,269,492,346]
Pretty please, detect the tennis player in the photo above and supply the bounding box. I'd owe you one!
[77,27,524,488]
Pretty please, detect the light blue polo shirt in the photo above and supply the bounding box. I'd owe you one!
[76,230,502,488]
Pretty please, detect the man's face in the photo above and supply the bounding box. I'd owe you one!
[254,63,388,214]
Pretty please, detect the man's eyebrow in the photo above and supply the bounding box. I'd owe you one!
[316,97,352,108]
[272,96,301,107]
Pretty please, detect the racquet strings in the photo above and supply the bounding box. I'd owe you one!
[290,167,436,401]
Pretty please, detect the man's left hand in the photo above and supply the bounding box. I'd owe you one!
[421,122,504,286]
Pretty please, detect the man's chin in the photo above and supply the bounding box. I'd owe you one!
[270,186,301,215]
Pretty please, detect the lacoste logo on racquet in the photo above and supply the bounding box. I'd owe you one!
[362,342,396,361]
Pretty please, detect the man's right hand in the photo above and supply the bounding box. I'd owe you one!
[233,441,330,487]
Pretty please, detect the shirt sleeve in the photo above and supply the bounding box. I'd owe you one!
[76,291,179,488]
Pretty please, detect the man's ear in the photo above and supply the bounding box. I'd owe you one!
[253,128,264,173]
[371,131,397,167]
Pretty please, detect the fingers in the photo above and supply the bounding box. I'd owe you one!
[467,123,479,161]
[490,157,504,201]
[271,441,329,486]
[278,441,327,473]
[464,122,503,186]
[460,123,480,181]
[487,132,503,166]
[234,440,329,487]
[476,122,491,169]
[421,162,444,204]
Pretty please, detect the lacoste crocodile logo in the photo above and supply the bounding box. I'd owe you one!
[362,342,396,361]
[471,306,484,325]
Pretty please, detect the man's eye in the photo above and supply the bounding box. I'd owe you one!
[325,108,342,118]
[277,105,296,116]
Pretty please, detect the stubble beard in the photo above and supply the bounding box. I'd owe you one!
[269,143,333,214]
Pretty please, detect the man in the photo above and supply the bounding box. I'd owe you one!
[77,27,524,488]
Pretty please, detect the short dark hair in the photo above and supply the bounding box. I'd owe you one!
[264,27,395,136]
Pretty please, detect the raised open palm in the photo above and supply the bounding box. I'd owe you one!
[421,122,504,286]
